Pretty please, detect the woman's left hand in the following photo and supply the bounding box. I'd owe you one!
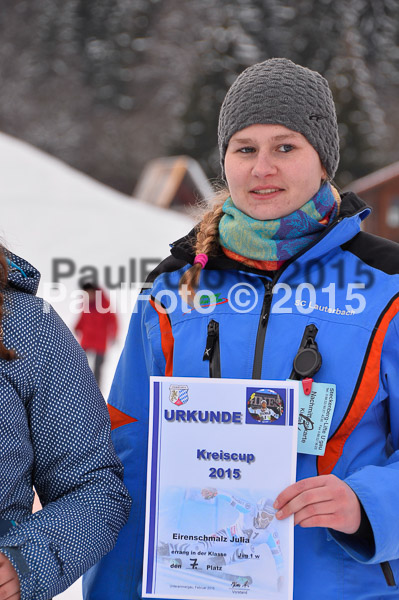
[274,474,361,534]
[0,552,20,599]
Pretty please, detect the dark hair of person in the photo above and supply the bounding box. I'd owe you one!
[81,282,99,292]
[0,247,17,360]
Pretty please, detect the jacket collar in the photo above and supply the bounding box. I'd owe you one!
[337,191,370,220]
[5,252,41,295]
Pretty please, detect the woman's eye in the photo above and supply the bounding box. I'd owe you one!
[238,146,255,154]
[278,144,294,153]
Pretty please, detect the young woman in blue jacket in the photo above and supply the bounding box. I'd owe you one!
[0,248,131,599]
[84,58,399,599]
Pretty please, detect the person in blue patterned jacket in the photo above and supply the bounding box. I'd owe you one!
[0,245,131,599]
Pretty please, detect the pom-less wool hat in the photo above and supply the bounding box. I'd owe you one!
[218,58,340,179]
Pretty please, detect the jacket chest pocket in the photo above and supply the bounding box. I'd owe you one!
[202,319,221,378]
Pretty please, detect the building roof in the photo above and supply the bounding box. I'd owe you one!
[134,155,213,209]
[347,161,399,194]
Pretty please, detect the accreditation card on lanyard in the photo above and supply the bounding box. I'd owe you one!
[142,376,299,600]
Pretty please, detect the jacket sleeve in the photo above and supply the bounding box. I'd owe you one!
[83,288,165,600]
[330,312,399,564]
[0,304,131,600]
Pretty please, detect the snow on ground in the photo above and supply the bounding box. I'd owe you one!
[0,132,193,395]
[0,133,194,599]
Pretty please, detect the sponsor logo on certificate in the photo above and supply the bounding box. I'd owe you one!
[246,388,286,425]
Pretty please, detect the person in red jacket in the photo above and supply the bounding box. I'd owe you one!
[75,282,118,385]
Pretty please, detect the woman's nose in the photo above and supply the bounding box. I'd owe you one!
[252,152,277,177]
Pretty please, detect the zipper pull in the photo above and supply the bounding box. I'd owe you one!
[261,281,273,326]
[203,320,219,362]
[304,324,318,345]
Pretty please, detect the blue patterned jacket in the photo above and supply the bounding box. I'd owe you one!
[0,253,131,599]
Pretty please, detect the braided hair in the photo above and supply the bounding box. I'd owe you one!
[0,247,17,360]
[179,188,229,304]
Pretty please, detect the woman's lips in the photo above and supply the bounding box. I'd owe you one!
[249,187,283,198]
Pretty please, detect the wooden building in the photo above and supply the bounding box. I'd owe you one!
[134,156,213,213]
[347,162,399,242]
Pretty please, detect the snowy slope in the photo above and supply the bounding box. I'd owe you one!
[0,133,194,599]
[0,132,193,394]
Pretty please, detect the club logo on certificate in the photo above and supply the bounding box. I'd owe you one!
[170,384,189,406]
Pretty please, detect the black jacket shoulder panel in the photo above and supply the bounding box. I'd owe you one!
[339,191,370,218]
[143,255,188,289]
[342,231,399,276]
[170,227,197,263]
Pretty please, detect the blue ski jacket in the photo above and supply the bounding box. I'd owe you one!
[84,192,399,599]
[0,253,131,599]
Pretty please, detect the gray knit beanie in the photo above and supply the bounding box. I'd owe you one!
[218,58,340,179]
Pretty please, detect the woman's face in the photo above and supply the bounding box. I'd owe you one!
[224,124,327,221]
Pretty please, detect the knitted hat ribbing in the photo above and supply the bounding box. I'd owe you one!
[218,58,340,179]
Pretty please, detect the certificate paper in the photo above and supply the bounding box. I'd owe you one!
[143,377,298,600]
